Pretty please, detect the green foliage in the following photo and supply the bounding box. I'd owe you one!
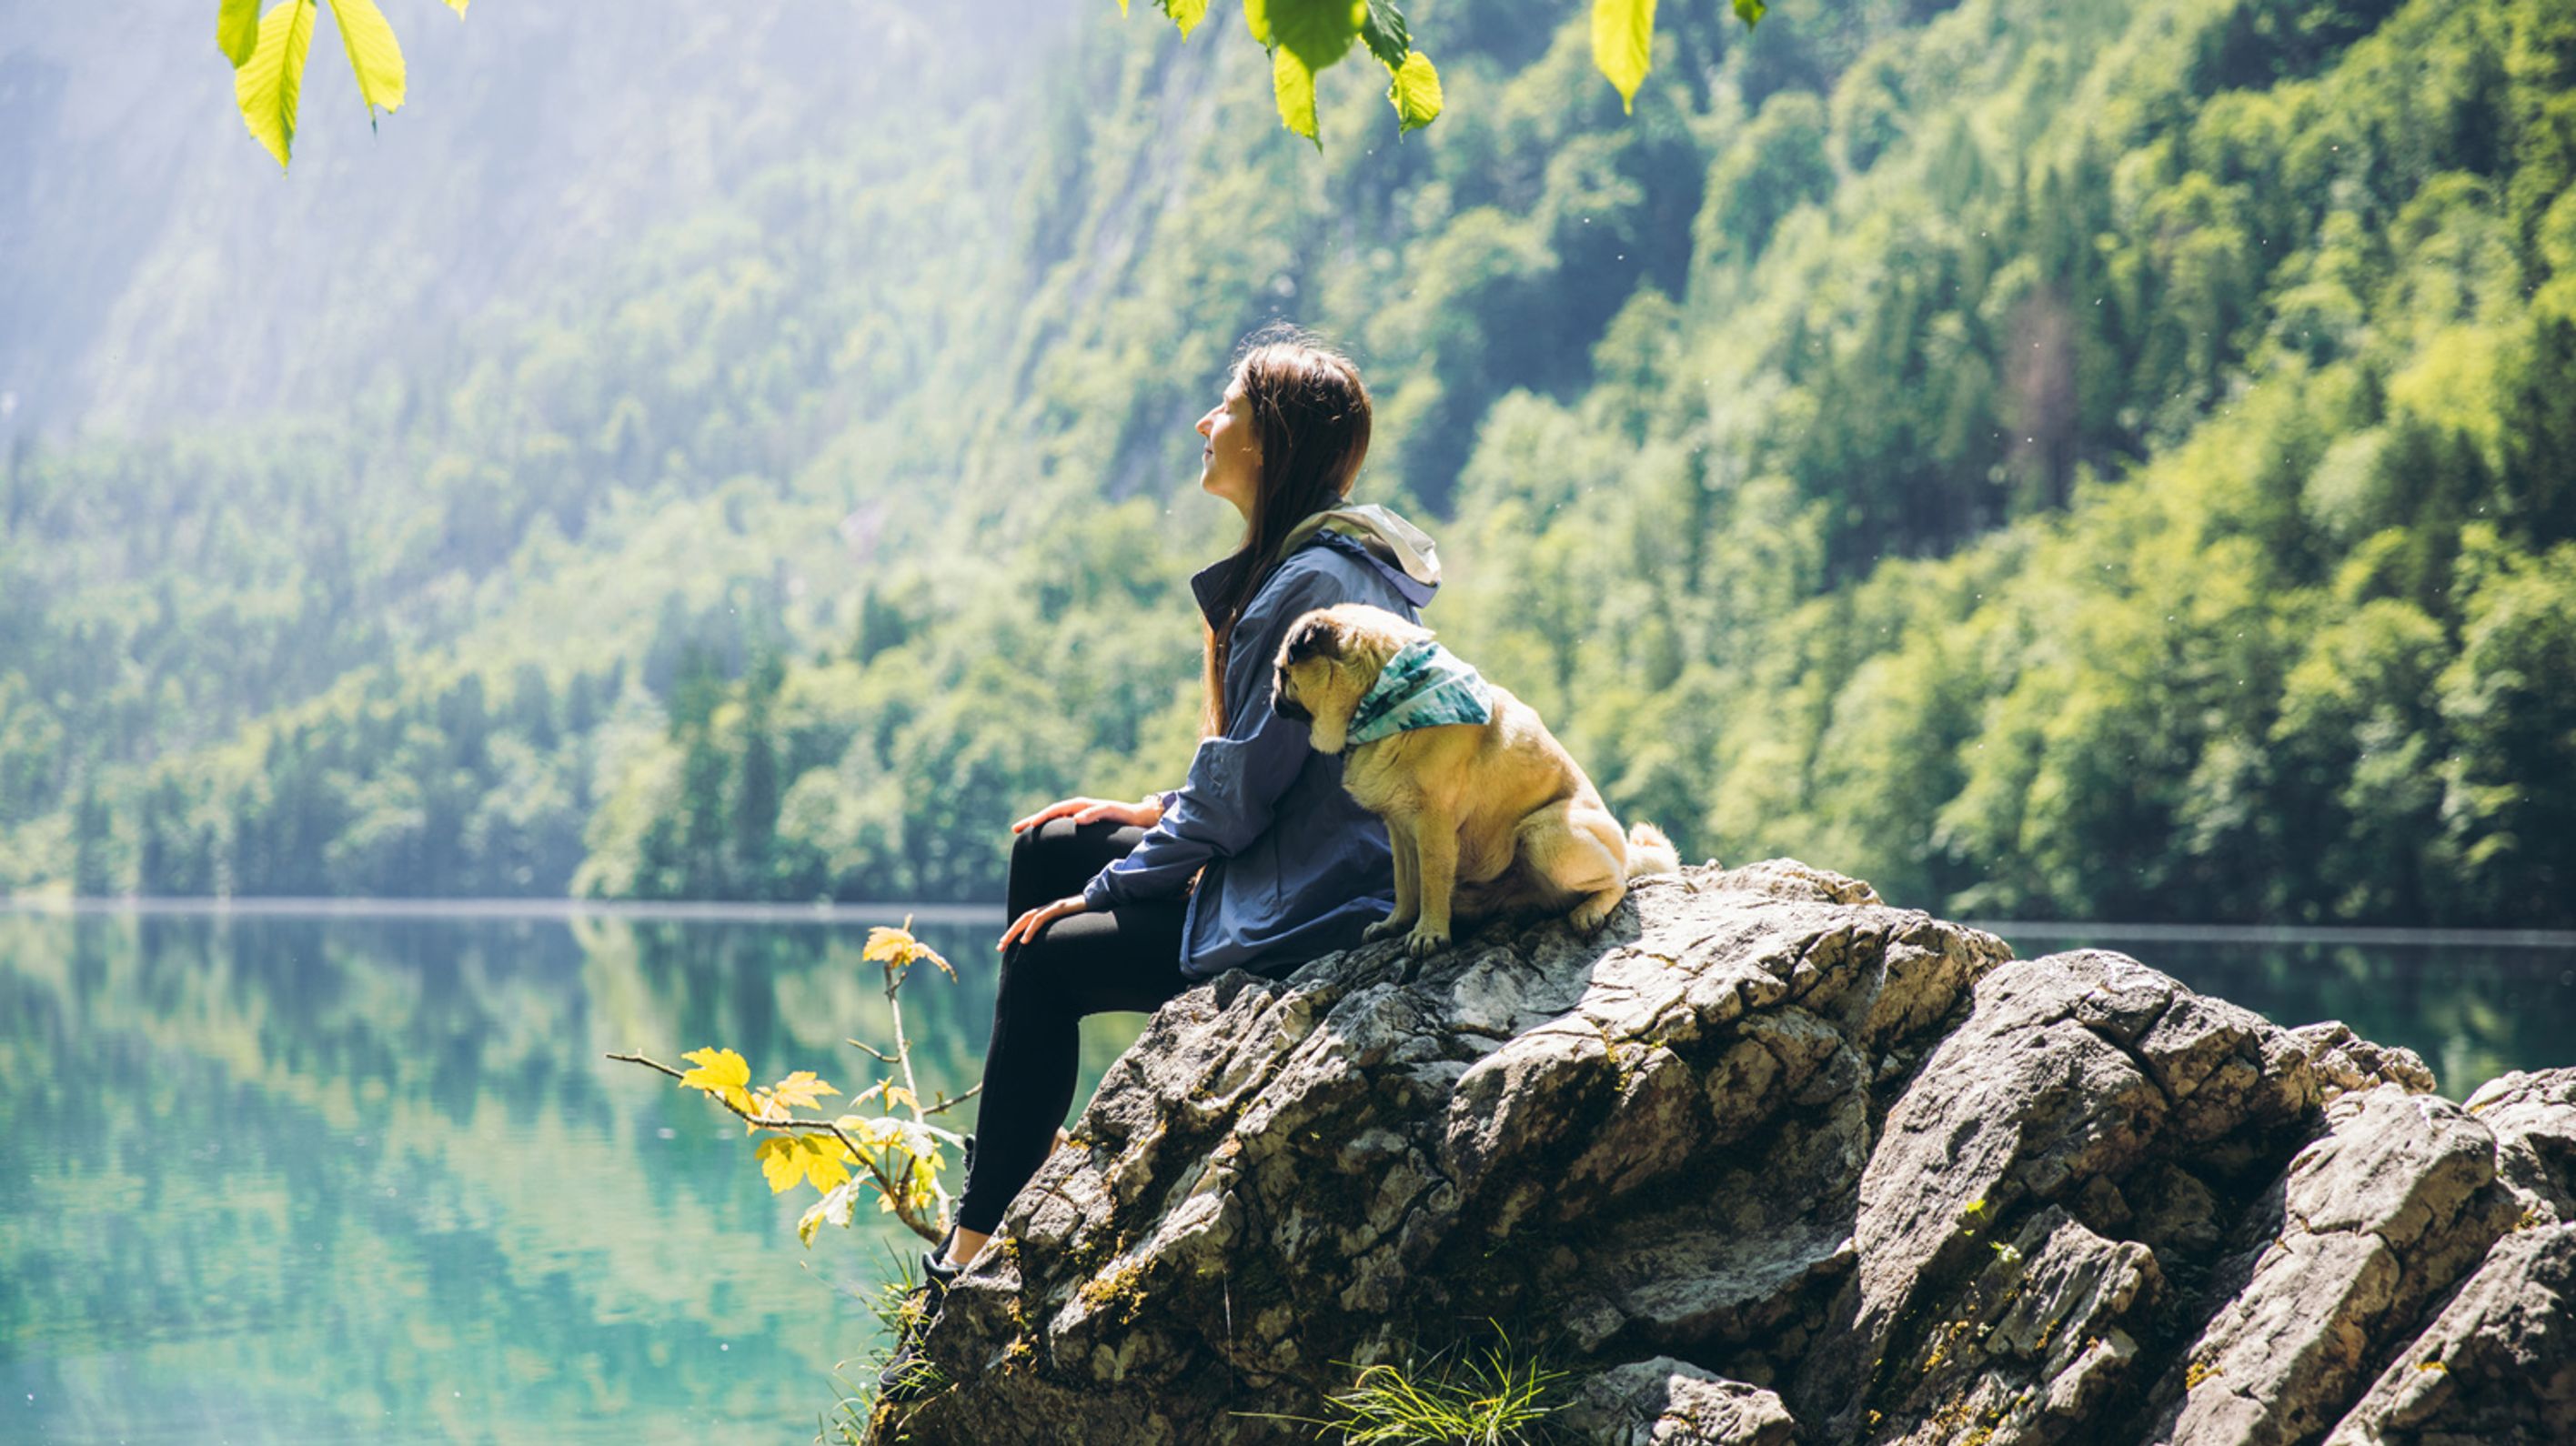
[819,1255,951,1441]
[1389,50,1446,133]
[329,0,407,125]
[1246,1324,1574,1444]
[1592,0,1657,115]
[207,0,1777,163]
[1,113,1021,898]
[1411,0,2576,925]
[216,0,470,167]
[233,0,318,170]
[1273,39,1326,145]
[217,0,261,67]
[1230,0,1445,146]
[20,0,2576,931]
[1150,0,1770,144]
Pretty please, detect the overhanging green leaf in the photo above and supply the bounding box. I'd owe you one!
[1358,0,1409,71]
[442,0,468,13]
[1591,0,1655,115]
[218,0,261,67]
[1271,44,1319,148]
[236,0,317,171]
[328,0,406,126]
[1734,0,1766,24]
[1263,0,1360,73]
[1160,0,1209,35]
[1387,50,1441,134]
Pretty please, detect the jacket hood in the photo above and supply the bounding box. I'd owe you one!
[1191,503,1443,625]
[1278,505,1443,592]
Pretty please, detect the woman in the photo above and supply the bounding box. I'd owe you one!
[880,327,1441,1391]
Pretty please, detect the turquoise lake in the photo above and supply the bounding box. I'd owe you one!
[3,908,2571,1442]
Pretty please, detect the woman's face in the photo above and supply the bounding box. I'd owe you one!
[1198,377,1263,519]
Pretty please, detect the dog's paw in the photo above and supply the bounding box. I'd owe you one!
[1363,917,1414,943]
[1568,902,1615,934]
[1405,925,1450,960]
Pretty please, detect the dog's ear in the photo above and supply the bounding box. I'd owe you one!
[1283,614,1343,664]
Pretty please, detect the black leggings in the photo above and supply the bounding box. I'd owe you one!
[953,818,1191,1236]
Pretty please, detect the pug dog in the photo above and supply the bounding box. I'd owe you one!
[1271,603,1680,960]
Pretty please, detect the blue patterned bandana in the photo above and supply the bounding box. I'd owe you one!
[1345,639,1494,746]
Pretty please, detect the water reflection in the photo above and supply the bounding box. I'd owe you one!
[2,912,2568,1441]
[0,912,1137,1444]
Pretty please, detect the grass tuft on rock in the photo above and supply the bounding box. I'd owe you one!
[1243,1322,1573,1444]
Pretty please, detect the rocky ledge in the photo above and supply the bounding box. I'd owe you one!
[877,861,2576,1444]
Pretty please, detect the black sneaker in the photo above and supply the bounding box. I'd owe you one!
[877,1244,961,1402]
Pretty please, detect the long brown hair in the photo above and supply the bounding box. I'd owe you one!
[1202,326,1374,736]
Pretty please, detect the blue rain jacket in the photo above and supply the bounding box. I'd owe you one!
[1081,520,1439,979]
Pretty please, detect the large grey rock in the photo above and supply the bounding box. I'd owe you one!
[2135,1086,2519,1446]
[864,863,2572,1446]
[1853,1205,2162,1446]
[2463,1069,2576,1225]
[2325,1220,2576,1444]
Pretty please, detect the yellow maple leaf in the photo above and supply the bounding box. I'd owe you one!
[863,918,956,979]
[804,1138,855,1191]
[862,923,922,967]
[885,1084,919,1112]
[679,1047,753,1112]
[754,1134,856,1195]
[754,1136,804,1193]
[769,1070,838,1111]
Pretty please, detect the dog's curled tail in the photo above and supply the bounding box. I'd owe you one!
[1625,821,1681,879]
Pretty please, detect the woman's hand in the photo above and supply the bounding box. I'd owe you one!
[999,895,1089,951]
[1011,795,1164,833]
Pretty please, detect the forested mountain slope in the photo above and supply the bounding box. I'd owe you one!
[4,0,2569,925]
[1,0,1062,893]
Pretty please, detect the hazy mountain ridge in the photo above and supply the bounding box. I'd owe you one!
[0,0,1067,438]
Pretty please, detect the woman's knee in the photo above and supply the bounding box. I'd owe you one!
[993,922,1082,1003]
[1009,817,1132,912]
[994,906,1121,1000]
[991,943,1035,1009]
[1011,817,1093,877]
[1009,821,1071,917]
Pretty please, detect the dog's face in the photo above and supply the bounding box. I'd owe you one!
[1271,610,1379,755]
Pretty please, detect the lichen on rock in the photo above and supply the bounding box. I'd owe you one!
[870,861,2576,1445]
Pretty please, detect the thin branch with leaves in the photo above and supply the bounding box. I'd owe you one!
[609,917,976,1246]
